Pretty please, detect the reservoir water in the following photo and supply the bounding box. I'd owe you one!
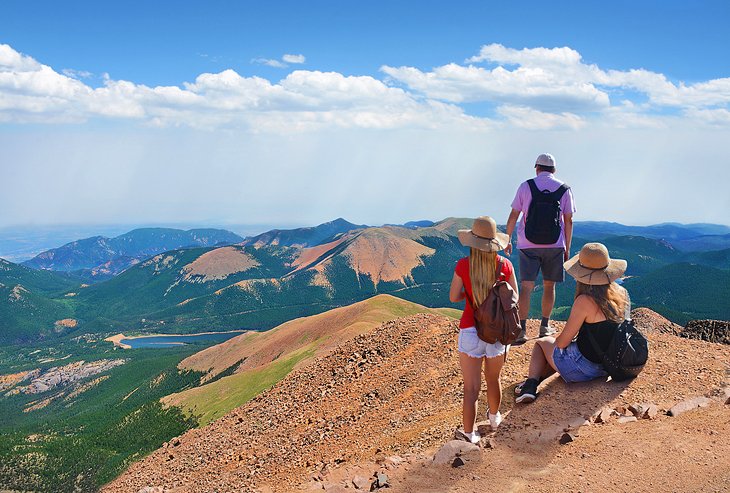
[120,331,247,349]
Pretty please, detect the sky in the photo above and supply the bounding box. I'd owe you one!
[1,0,729,229]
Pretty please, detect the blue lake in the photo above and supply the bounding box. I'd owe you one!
[120,331,247,349]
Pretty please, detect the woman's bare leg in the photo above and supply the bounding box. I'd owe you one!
[527,336,559,380]
[459,352,483,433]
[483,354,505,415]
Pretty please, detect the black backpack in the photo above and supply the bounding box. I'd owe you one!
[524,179,569,244]
[586,319,649,381]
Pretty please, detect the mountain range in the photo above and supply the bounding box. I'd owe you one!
[22,228,244,280]
[2,218,729,344]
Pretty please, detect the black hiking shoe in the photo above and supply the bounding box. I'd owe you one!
[512,328,528,346]
[515,378,539,404]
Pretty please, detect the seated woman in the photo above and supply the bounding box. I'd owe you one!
[515,242,629,403]
[450,216,518,442]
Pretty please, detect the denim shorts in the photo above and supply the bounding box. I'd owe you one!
[458,327,507,359]
[519,247,565,282]
[552,342,608,383]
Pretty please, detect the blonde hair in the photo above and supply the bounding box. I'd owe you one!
[575,282,627,322]
[469,247,497,305]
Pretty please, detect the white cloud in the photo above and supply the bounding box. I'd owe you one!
[62,68,93,79]
[496,105,585,130]
[683,107,730,126]
[282,54,306,64]
[1,43,729,131]
[381,63,610,112]
[252,53,306,68]
[251,57,287,68]
[393,44,730,119]
[0,45,485,131]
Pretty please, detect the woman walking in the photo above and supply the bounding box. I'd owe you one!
[450,216,518,442]
[515,242,629,403]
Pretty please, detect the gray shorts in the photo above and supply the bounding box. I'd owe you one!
[519,247,565,282]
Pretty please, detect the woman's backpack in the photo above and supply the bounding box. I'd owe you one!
[468,261,521,347]
[586,319,649,381]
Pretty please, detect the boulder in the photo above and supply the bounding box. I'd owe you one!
[668,397,714,417]
[433,440,480,465]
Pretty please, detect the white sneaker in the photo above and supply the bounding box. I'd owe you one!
[465,430,481,444]
[489,412,502,430]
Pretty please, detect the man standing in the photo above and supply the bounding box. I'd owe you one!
[505,153,575,344]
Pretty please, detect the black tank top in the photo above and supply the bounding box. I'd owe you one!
[576,320,620,364]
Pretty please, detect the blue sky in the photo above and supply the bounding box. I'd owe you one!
[1,0,729,228]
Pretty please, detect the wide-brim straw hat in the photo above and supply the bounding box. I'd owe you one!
[564,242,627,285]
[457,216,510,252]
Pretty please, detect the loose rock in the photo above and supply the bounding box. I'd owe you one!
[668,397,714,417]
[352,475,370,490]
[374,472,389,489]
[594,408,613,424]
[559,433,576,445]
[433,440,480,465]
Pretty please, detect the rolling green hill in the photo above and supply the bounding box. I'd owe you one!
[0,259,80,344]
[622,263,730,324]
[162,294,460,425]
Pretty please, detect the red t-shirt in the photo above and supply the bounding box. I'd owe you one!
[454,255,514,329]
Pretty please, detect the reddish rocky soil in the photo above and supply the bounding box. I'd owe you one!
[103,312,729,493]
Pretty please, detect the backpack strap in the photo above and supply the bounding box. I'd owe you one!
[528,179,569,201]
[527,179,541,198]
[550,183,570,201]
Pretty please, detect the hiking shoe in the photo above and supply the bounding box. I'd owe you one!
[489,411,502,430]
[455,429,481,444]
[514,376,545,396]
[515,378,539,404]
[539,325,557,337]
[512,328,528,346]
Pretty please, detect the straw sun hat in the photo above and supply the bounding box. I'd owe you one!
[457,216,510,252]
[564,242,627,285]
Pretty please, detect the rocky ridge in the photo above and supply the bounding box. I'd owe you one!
[4,359,127,396]
[104,309,729,493]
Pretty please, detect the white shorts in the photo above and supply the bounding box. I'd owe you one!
[458,327,508,359]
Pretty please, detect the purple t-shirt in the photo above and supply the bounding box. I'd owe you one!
[511,172,576,249]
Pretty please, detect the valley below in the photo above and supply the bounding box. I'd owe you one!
[0,218,729,492]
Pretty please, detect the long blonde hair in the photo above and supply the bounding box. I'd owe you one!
[575,282,627,322]
[469,247,497,305]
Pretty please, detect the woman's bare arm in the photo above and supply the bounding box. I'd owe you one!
[507,263,519,297]
[554,295,590,349]
[449,272,465,303]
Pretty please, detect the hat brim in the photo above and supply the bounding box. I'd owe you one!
[564,254,627,285]
[457,230,510,252]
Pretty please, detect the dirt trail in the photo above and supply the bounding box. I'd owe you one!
[103,313,729,493]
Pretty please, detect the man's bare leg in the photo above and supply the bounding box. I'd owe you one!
[515,280,534,344]
[540,280,556,336]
